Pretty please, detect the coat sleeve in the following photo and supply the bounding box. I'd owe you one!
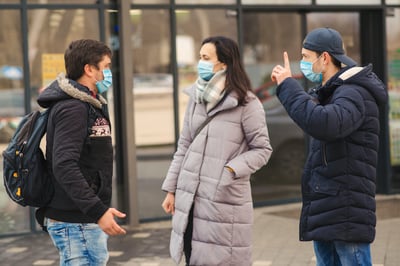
[277,77,365,142]
[161,99,195,193]
[226,97,273,178]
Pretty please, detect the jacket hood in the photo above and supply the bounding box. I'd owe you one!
[37,73,107,109]
[333,64,387,105]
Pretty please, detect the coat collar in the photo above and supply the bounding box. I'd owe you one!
[184,84,240,116]
[57,73,107,109]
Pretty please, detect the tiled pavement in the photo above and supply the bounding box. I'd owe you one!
[1,194,400,266]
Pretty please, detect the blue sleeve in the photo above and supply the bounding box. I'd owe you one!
[276,77,365,141]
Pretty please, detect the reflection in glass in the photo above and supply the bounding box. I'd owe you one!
[317,0,379,4]
[242,0,310,4]
[242,12,304,204]
[176,0,235,3]
[176,9,237,128]
[130,9,172,146]
[28,9,99,95]
[131,0,169,3]
[27,0,96,3]
[387,8,400,190]
[0,10,30,235]
[128,8,173,220]
[306,13,360,65]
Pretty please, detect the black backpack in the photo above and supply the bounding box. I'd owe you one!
[2,109,54,207]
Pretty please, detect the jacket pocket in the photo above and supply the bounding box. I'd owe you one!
[309,174,340,196]
[213,168,250,205]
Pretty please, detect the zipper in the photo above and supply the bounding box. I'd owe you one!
[321,142,328,166]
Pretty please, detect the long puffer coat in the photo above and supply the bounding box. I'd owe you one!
[162,85,272,265]
[276,64,388,243]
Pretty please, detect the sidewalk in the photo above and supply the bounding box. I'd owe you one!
[0,194,399,266]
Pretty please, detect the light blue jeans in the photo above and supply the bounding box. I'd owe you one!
[313,240,372,266]
[46,219,109,266]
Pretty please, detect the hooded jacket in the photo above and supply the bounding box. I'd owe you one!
[276,64,388,243]
[37,74,113,223]
[162,85,272,265]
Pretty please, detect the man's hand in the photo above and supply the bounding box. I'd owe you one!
[162,192,175,215]
[97,208,127,236]
[271,51,292,85]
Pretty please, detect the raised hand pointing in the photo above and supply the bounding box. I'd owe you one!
[271,51,292,85]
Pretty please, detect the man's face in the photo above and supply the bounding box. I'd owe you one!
[98,55,112,71]
[94,55,112,81]
[301,48,319,63]
[301,48,323,73]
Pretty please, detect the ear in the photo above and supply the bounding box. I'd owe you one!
[221,62,227,70]
[83,64,95,77]
[322,51,331,65]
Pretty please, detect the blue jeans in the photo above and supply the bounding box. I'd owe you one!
[46,219,109,266]
[313,240,372,266]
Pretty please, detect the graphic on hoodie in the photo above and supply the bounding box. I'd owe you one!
[91,117,111,137]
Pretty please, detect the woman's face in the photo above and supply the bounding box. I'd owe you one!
[199,42,226,72]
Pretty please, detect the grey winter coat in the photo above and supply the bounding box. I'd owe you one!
[162,85,272,266]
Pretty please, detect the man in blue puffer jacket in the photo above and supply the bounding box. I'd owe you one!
[270,27,388,266]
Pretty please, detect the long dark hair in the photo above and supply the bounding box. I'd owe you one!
[201,36,252,105]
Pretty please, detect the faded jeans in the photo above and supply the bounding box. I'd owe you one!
[313,240,372,266]
[46,219,109,266]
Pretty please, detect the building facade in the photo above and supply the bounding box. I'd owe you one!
[0,0,399,235]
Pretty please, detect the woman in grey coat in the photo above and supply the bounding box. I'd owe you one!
[162,36,273,266]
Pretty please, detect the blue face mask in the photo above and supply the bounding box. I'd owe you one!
[96,69,112,94]
[300,59,322,84]
[197,60,215,81]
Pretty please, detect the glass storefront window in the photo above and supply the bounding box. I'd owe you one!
[242,12,304,203]
[128,8,173,220]
[27,0,98,3]
[307,12,360,64]
[28,9,100,93]
[176,8,237,126]
[317,0,380,4]
[176,8,237,128]
[387,8,400,190]
[130,9,172,146]
[131,0,169,3]
[242,0,310,4]
[176,0,235,3]
[0,10,29,235]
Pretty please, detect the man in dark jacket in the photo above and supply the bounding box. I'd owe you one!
[270,27,388,265]
[37,39,126,265]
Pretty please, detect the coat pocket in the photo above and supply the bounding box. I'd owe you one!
[213,168,250,205]
[309,174,340,196]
